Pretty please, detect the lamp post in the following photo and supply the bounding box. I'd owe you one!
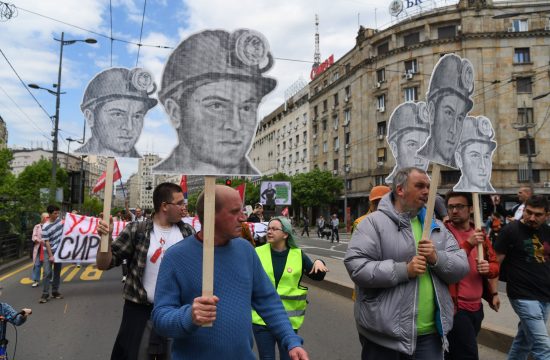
[29,32,96,203]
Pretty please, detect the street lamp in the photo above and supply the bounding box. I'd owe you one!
[29,32,96,203]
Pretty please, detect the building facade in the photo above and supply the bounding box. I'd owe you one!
[250,84,311,176]
[136,154,161,209]
[0,115,7,149]
[307,0,550,219]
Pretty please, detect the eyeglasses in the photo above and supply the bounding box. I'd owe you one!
[447,204,468,211]
[165,202,186,208]
[267,227,283,232]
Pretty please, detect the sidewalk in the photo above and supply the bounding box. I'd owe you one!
[302,247,548,355]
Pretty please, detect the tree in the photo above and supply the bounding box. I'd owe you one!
[291,169,343,210]
[81,195,103,216]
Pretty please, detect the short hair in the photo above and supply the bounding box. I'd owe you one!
[152,183,183,213]
[46,204,60,214]
[391,167,427,193]
[445,191,473,207]
[196,189,223,225]
[520,185,534,195]
[525,195,549,212]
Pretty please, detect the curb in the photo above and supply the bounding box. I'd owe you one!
[304,276,512,354]
[0,256,32,276]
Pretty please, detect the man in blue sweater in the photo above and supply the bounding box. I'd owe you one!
[152,185,309,359]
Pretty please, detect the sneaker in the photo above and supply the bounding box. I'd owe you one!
[39,295,49,303]
[51,292,64,299]
[31,282,39,287]
[121,276,126,283]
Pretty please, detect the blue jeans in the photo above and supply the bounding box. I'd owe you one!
[253,324,296,360]
[508,299,550,360]
[32,255,43,282]
[360,333,443,360]
[42,256,62,296]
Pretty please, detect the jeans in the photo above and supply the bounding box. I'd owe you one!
[331,227,339,242]
[360,333,443,360]
[446,308,483,360]
[253,324,295,360]
[508,299,550,360]
[42,255,62,296]
[32,255,43,282]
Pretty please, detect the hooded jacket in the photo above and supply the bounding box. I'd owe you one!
[344,193,469,355]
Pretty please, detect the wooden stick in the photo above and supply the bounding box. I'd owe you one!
[472,193,484,262]
[421,164,441,241]
[100,158,115,252]
[202,176,216,327]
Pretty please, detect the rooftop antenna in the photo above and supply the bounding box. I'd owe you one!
[313,14,321,70]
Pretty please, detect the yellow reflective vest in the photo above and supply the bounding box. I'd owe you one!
[251,244,308,330]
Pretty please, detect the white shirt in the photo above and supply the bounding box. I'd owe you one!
[514,204,525,221]
[142,223,182,303]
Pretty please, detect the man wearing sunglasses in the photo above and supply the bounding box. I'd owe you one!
[97,182,194,360]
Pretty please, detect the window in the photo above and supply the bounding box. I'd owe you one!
[282,157,286,166]
[404,87,418,102]
[322,119,327,131]
[314,106,318,117]
[277,144,280,154]
[518,107,534,124]
[438,25,457,39]
[516,77,532,93]
[303,131,307,143]
[334,137,340,151]
[283,125,286,134]
[302,148,307,160]
[313,124,318,135]
[377,95,386,110]
[302,113,307,125]
[333,72,340,81]
[403,32,420,46]
[377,148,387,162]
[283,141,286,150]
[344,109,351,126]
[519,137,536,156]
[518,169,540,183]
[514,48,531,63]
[313,144,319,155]
[289,138,293,148]
[323,141,328,153]
[333,115,339,129]
[296,135,299,145]
[404,59,418,74]
[376,68,386,83]
[333,159,339,171]
[511,19,528,32]
[323,161,328,170]
[323,100,328,112]
[375,175,386,186]
[346,179,352,191]
[289,154,292,163]
[345,85,351,99]
[441,171,461,185]
[377,42,389,55]
[345,63,351,73]
[333,93,339,106]
[377,121,387,136]
[345,132,351,145]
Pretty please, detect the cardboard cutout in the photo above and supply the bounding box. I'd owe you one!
[385,101,430,184]
[416,54,475,168]
[453,116,497,193]
[152,29,277,175]
[75,67,157,158]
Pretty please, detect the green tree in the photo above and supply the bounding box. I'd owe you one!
[291,169,343,209]
[0,149,17,227]
[82,195,103,216]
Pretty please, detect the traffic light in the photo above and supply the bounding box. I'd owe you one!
[225,178,232,186]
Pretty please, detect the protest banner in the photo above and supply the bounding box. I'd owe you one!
[259,181,292,206]
[55,213,128,264]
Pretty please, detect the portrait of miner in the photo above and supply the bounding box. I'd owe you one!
[153,29,277,175]
[75,67,157,158]
[416,54,475,168]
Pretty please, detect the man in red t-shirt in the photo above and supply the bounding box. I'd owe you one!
[444,191,500,360]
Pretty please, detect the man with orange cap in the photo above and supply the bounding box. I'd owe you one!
[351,185,391,234]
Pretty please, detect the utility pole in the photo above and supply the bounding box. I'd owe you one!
[51,32,65,203]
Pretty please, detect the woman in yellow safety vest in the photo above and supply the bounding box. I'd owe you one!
[252,216,328,360]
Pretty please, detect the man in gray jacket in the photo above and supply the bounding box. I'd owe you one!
[344,167,468,359]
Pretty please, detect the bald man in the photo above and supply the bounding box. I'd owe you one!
[152,186,309,360]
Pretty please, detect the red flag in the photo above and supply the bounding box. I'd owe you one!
[235,183,246,204]
[180,175,188,201]
[92,160,122,193]
[281,207,289,217]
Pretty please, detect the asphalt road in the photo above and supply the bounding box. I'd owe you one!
[0,259,507,359]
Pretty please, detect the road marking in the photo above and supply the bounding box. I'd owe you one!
[19,264,103,284]
[299,245,346,254]
[0,262,33,282]
[331,256,345,260]
[64,303,68,314]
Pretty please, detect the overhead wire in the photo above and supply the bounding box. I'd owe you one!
[135,0,148,67]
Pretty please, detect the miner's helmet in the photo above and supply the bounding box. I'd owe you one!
[457,116,497,152]
[426,54,474,112]
[80,67,158,111]
[158,29,277,105]
[387,102,430,143]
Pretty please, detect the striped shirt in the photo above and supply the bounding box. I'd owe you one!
[42,218,64,255]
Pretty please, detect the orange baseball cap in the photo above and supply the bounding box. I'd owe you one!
[369,185,391,202]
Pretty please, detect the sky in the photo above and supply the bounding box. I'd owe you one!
[0,0,460,180]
